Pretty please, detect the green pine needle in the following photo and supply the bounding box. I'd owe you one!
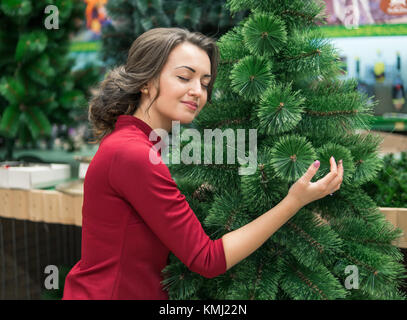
[256,82,305,135]
[1,0,32,16]
[161,259,204,300]
[230,55,274,102]
[269,135,317,182]
[314,142,355,184]
[242,12,287,57]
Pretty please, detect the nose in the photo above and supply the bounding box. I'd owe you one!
[188,79,203,97]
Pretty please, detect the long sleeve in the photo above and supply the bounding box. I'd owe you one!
[108,142,227,279]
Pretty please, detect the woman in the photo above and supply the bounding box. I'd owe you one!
[62,28,344,300]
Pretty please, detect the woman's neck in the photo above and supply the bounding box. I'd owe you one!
[132,107,172,136]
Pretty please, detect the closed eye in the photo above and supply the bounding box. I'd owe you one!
[177,76,209,89]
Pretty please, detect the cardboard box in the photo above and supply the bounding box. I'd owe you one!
[380,207,407,249]
[0,188,13,219]
[27,189,46,223]
[359,130,407,154]
[0,187,83,226]
[0,187,405,240]
[0,163,71,189]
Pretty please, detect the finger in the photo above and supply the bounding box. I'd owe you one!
[327,177,342,193]
[330,156,338,175]
[327,160,344,191]
[301,160,321,183]
[317,156,338,186]
[338,159,343,180]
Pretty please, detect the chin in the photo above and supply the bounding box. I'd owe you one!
[174,113,196,124]
[178,118,194,125]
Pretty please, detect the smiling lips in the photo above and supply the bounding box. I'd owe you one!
[182,101,198,111]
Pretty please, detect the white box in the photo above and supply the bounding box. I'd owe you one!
[0,163,71,189]
[0,169,8,188]
[78,162,89,179]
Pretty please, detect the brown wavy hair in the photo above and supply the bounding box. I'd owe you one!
[88,27,220,144]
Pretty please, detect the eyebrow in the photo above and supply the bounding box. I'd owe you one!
[175,65,211,78]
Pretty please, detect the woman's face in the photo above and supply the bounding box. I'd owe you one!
[145,42,212,128]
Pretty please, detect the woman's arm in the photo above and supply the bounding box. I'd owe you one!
[221,156,344,271]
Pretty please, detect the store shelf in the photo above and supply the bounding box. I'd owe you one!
[0,144,98,179]
[371,115,407,132]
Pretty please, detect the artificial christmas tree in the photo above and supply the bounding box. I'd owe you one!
[162,0,407,299]
[0,0,92,160]
[101,0,247,67]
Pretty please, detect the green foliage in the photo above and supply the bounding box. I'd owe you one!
[0,0,99,158]
[363,152,407,208]
[1,0,32,16]
[240,148,289,215]
[314,142,355,184]
[230,55,274,101]
[101,0,248,67]
[269,135,317,182]
[162,257,205,300]
[219,250,284,299]
[204,188,252,237]
[15,31,48,62]
[23,106,52,140]
[0,75,25,104]
[276,28,343,82]
[280,258,348,300]
[255,82,305,135]
[242,12,287,57]
[162,0,407,300]
[0,104,19,136]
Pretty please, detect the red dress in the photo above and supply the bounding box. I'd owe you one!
[62,115,227,300]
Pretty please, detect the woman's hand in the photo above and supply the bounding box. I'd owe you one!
[222,156,343,271]
[287,156,344,209]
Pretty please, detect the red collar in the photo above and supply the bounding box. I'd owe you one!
[115,115,155,137]
[115,115,164,150]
